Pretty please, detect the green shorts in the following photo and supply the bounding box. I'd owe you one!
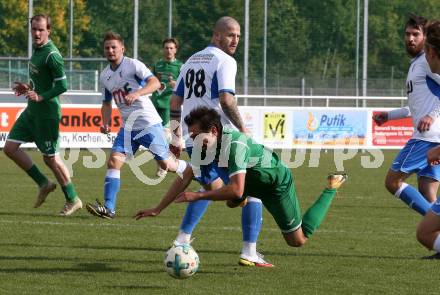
[8,110,60,156]
[155,106,170,128]
[260,170,302,233]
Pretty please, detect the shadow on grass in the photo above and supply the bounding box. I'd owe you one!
[0,262,121,274]
[0,262,166,275]
[0,255,156,264]
[0,242,244,256]
[108,285,167,290]
[0,239,432,263]
[0,211,96,220]
[0,242,165,253]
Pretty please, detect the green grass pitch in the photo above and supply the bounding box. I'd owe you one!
[0,149,438,294]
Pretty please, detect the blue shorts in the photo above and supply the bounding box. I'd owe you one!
[391,138,440,181]
[187,147,229,185]
[112,123,169,160]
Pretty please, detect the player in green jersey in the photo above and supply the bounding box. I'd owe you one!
[151,38,183,176]
[134,106,347,247]
[151,38,183,129]
[3,14,82,216]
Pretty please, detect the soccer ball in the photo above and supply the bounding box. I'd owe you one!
[164,244,200,279]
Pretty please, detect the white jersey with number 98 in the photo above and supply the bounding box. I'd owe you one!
[174,45,238,147]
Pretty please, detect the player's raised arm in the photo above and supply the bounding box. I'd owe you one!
[124,63,161,106]
[134,165,194,220]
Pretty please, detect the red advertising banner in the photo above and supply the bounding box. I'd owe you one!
[0,107,22,132]
[0,104,122,148]
[60,107,121,132]
[0,104,121,133]
[372,111,413,146]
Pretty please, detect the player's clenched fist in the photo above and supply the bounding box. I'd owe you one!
[12,82,30,96]
[372,112,388,126]
[428,146,440,166]
[100,124,111,134]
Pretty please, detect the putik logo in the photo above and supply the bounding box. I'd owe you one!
[320,114,346,126]
[306,112,318,131]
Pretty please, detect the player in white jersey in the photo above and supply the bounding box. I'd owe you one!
[415,20,440,258]
[373,15,440,216]
[86,31,187,219]
[167,17,272,267]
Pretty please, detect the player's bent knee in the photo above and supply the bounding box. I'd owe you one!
[107,154,124,169]
[284,234,307,247]
[3,142,18,158]
[3,146,13,158]
[286,239,306,248]
[157,160,168,171]
[416,221,435,249]
[384,178,400,195]
[43,155,57,167]
[416,229,432,249]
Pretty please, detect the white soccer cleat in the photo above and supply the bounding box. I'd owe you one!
[156,168,168,178]
[239,252,274,268]
[34,181,57,208]
[59,197,83,216]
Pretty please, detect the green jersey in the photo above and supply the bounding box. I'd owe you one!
[151,58,183,109]
[27,40,67,119]
[217,129,291,199]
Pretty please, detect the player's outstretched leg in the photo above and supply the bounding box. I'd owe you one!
[301,173,347,238]
[394,183,430,216]
[239,197,273,267]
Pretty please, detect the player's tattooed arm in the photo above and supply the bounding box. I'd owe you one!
[170,94,184,157]
[219,92,246,132]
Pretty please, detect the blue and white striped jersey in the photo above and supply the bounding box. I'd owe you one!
[100,56,162,130]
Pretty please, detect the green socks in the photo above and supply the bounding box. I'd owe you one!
[302,188,337,238]
[61,182,78,202]
[26,165,48,187]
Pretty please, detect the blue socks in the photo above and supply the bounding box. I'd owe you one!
[180,189,211,233]
[103,169,121,212]
[241,197,262,243]
[395,183,430,216]
[179,191,263,245]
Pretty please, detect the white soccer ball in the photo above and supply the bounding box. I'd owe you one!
[164,244,200,279]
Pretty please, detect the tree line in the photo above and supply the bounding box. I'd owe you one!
[1,0,440,82]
